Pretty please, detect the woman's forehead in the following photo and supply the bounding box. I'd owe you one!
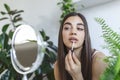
[64,16,84,24]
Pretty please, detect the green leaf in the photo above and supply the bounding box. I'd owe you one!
[0,43,2,49]
[95,17,120,56]
[45,36,49,41]
[57,2,63,5]
[0,51,10,67]
[8,30,14,39]
[3,34,9,49]
[47,41,53,46]
[40,30,46,39]
[47,70,55,80]
[8,10,17,15]
[13,14,21,22]
[58,0,76,23]
[0,17,8,21]
[40,30,50,41]
[114,73,120,80]
[40,55,52,73]
[15,10,24,14]
[4,4,11,13]
[0,33,9,50]
[0,34,4,48]
[114,55,120,75]
[0,11,7,15]
[8,9,24,15]
[2,24,10,33]
[12,17,22,23]
[15,24,21,28]
[14,14,21,18]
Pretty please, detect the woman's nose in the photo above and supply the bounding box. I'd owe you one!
[70,28,77,35]
[71,32,76,35]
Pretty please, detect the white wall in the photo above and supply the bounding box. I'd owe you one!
[76,0,120,55]
[0,0,61,46]
[1,0,120,56]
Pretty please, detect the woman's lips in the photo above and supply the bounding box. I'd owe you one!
[69,37,78,43]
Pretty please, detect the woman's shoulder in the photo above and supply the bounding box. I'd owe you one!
[92,50,107,67]
[92,50,106,59]
[92,50,108,80]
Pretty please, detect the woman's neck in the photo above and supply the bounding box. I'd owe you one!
[73,47,82,60]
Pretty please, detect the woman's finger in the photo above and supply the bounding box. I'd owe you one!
[65,50,74,71]
[65,53,70,71]
[67,50,75,66]
[72,52,80,65]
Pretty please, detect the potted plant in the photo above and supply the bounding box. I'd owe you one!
[0,3,24,80]
[95,18,120,80]
[0,3,57,80]
[57,0,76,22]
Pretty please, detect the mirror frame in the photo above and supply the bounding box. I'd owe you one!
[11,24,45,79]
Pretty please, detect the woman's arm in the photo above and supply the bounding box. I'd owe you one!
[92,51,108,80]
[54,61,61,80]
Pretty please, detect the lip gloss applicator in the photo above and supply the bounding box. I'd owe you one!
[71,42,74,52]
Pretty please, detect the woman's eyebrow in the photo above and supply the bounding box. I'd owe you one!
[64,22,84,26]
[77,23,84,26]
[64,22,72,26]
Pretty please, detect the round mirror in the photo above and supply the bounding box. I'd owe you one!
[11,24,46,80]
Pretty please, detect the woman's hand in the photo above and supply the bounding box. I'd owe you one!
[65,50,83,80]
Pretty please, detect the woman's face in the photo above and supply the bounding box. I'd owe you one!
[62,16,85,50]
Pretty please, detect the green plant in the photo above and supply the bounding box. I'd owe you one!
[0,3,57,80]
[57,0,76,22]
[95,18,120,80]
[33,30,57,80]
[0,3,24,80]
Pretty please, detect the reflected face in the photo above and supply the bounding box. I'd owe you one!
[62,16,85,50]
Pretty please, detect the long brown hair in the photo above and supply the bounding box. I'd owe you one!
[57,12,93,80]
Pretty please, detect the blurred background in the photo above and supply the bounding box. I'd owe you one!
[0,0,120,55]
[0,0,120,79]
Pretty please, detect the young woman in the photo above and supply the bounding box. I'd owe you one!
[54,12,107,80]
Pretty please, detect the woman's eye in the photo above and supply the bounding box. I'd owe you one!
[64,26,71,30]
[77,27,84,31]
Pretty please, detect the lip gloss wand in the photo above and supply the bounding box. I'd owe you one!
[71,42,74,52]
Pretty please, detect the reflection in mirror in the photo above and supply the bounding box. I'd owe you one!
[13,25,37,70]
[15,42,37,68]
[11,24,45,80]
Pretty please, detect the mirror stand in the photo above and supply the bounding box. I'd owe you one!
[11,24,47,80]
[23,74,27,80]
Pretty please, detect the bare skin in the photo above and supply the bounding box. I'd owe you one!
[54,16,107,80]
[54,51,107,80]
